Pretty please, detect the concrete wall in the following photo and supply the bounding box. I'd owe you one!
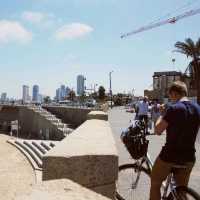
[0,106,19,122]
[42,111,118,199]
[18,107,64,140]
[0,105,64,140]
[43,106,93,127]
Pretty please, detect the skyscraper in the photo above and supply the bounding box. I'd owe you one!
[56,88,61,101]
[32,85,39,102]
[1,93,7,102]
[77,75,85,96]
[60,85,66,100]
[22,85,29,103]
[65,86,71,96]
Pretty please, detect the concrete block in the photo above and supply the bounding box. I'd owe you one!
[91,182,116,199]
[87,111,108,121]
[42,119,118,198]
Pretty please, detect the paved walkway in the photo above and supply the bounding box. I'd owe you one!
[109,107,200,198]
[0,134,35,200]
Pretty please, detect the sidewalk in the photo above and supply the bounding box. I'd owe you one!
[0,134,35,200]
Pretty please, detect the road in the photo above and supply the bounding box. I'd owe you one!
[108,106,200,198]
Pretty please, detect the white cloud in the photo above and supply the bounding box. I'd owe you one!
[22,11,46,23]
[55,23,93,40]
[22,11,56,25]
[0,20,32,44]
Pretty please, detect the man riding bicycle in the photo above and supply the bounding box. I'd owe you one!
[150,81,200,200]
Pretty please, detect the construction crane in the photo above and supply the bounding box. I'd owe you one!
[121,7,200,38]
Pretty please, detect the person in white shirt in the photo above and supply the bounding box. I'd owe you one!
[136,96,149,131]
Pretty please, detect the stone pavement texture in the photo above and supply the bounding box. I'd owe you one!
[0,134,35,200]
[15,179,111,200]
[108,107,200,198]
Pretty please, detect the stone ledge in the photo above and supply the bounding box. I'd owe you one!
[87,111,108,121]
[15,179,111,200]
[91,182,115,199]
[42,119,118,198]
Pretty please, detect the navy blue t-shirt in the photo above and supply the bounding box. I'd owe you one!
[159,100,200,164]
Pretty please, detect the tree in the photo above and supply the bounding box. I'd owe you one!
[43,96,51,104]
[69,90,76,101]
[98,86,105,100]
[175,38,200,104]
[114,93,123,106]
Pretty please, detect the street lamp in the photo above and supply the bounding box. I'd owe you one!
[94,83,98,93]
[109,71,114,108]
[132,88,135,100]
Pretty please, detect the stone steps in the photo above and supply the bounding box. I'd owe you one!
[32,141,47,154]
[8,139,58,169]
[15,140,43,168]
[27,105,74,138]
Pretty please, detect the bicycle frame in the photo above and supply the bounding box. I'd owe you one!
[132,153,153,189]
[161,171,184,200]
[135,153,179,200]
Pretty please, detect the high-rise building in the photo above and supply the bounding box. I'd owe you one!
[60,85,66,100]
[32,85,39,102]
[77,75,85,96]
[38,94,43,103]
[22,85,29,103]
[56,88,61,101]
[65,86,71,96]
[1,93,7,102]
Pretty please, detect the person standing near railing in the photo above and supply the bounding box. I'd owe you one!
[135,96,149,132]
[150,81,200,200]
[150,100,161,130]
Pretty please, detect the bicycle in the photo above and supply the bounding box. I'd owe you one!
[116,120,200,200]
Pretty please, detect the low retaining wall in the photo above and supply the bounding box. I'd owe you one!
[42,111,118,199]
[18,107,64,140]
[43,106,93,127]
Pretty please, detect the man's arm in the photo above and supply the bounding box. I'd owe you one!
[155,116,168,135]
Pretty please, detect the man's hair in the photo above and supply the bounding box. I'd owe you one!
[168,81,188,96]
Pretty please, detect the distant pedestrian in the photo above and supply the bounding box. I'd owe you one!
[151,100,161,129]
[136,96,149,131]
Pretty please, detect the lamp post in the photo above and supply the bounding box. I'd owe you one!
[109,71,114,108]
[94,83,98,93]
[132,88,135,101]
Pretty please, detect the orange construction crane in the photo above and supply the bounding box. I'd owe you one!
[121,8,200,38]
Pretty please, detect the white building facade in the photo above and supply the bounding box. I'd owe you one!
[22,85,30,103]
[1,93,7,102]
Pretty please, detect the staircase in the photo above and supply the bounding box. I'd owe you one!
[27,105,73,137]
[8,139,59,170]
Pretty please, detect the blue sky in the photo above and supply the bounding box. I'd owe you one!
[0,0,200,99]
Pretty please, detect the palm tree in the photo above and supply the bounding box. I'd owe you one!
[175,38,200,104]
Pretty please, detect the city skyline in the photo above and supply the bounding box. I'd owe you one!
[0,0,200,98]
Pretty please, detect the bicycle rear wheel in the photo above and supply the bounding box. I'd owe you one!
[116,163,151,200]
[167,186,200,200]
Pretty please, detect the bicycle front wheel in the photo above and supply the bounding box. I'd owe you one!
[116,163,151,200]
[167,186,200,200]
